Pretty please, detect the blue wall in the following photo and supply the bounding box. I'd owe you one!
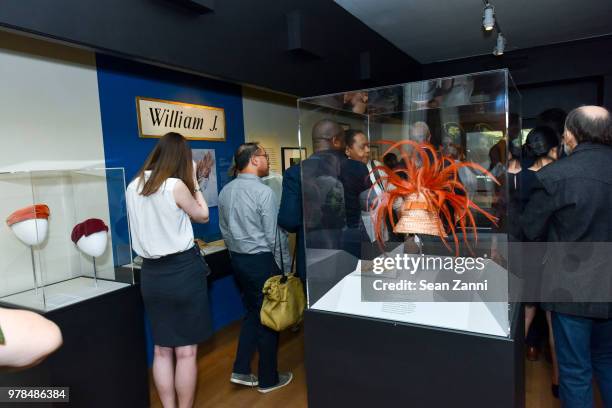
[96,54,245,361]
[96,54,243,242]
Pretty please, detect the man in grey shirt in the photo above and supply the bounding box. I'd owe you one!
[218,142,293,393]
[219,161,276,255]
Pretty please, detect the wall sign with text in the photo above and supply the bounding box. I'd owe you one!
[136,97,226,141]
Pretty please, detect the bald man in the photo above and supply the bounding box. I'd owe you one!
[406,121,436,171]
[278,119,347,286]
[520,106,612,407]
[408,121,432,144]
[311,119,345,153]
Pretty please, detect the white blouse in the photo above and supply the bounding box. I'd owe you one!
[126,172,194,258]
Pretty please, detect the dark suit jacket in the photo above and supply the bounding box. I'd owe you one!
[278,163,306,282]
[520,142,612,318]
[278,150,348,283]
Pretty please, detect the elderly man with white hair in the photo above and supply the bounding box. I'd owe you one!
[521,106,612,407]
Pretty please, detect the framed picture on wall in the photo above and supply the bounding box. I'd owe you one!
[192,149,219,207]
[369,145,381,162]
[281,147,307,173]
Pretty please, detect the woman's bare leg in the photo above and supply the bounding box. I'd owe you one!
[175,345,198,408]
[153,345,176,408]
[525,305,537,337]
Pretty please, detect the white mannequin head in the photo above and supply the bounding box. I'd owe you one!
[76,230,108,258]
[10,218,48,246]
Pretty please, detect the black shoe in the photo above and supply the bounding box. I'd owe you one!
[551,384,559,399]
[526,346,539,361]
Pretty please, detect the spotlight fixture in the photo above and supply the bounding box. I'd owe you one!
[493,32,506,56]
[482,3,495,31]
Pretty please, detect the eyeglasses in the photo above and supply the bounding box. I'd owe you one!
[254,153,269,161]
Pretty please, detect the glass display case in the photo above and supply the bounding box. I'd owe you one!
[0,168,134,312]
[298,69,521,338]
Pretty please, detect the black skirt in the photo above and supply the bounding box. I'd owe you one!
[141,246,213,347]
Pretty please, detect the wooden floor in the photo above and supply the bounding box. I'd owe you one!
[150,322,306,408]
[150,322,601,408]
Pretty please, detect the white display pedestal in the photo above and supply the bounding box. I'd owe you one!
[312,268,509,337]
[0,276,129,312]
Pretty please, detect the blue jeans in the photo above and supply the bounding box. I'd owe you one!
[552,312,612,407]
[230,251,280,388]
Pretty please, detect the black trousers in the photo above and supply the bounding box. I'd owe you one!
[230,251,280,388]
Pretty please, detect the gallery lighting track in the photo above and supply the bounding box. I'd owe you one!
[482,0,506,56]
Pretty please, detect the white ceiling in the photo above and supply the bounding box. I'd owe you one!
[335,0,612,63]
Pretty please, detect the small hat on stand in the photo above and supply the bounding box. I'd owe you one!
[71,218,108,244]
[6,204,50,226]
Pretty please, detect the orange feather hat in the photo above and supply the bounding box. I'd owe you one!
[368,140,498,255]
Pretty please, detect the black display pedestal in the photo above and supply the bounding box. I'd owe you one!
[0,285,149,408]
[304,309,524,408]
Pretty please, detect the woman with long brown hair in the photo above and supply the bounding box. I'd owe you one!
[127,132,211,408]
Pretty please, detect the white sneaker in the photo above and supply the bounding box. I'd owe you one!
[257,372,293,394]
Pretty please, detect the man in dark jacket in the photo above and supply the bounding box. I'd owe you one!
[277,163,304,278]
[520,106,612,407]
[278,119,346,286]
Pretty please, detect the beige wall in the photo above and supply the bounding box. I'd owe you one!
[241,87,303,175]
[0,32,114,297]
[0,31,107,172]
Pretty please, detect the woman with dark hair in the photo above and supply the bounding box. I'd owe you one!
[342,129,371,226]
[342,129,403,256]
[383,152,398,169]
[522,126,559,202]
[340,130,371,257]
[344,129,370,164]
[521,126,560,398]
[536,108,567,158]
[127,132,212,408]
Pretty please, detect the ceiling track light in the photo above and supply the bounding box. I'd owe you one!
[493,32,506,56]
[482,3,495,31]
[481,0,506,57]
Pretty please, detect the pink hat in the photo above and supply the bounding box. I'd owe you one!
[71,218,108,244]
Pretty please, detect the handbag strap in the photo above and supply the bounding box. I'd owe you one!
[278,228,286,275]
[368,160,385,194]
[291,240,297,275]
[273,227,287,276]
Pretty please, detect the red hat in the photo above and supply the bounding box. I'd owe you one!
[6,204,50,227]
[71,218,109,244]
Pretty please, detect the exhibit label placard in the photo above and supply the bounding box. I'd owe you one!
[136,97,225,141]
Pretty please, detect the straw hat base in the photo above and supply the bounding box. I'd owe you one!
[393,209,447,238]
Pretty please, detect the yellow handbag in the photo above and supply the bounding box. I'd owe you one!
[261,272,306,331]
[260,230,306,331]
